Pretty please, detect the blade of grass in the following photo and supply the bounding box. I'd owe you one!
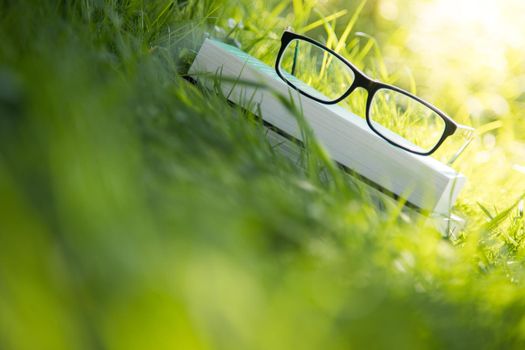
[299,9,348,33]
[334,0,367,54]
[270,0,289,19]
[484,193,525,232]
[477,202,494,220]
[150,1,175,30]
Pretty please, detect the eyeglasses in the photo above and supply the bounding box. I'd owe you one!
[275,30,474,158]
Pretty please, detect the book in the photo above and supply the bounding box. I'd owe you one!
[188,38,467,215]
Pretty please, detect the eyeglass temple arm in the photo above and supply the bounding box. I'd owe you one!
[447,124,476,165]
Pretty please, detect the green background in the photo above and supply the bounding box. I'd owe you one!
[1,1,525,349]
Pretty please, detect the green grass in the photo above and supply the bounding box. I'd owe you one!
[1,1,525,349]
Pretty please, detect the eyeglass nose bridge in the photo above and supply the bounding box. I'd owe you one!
[351,72,379,93]
[341,72,380,101]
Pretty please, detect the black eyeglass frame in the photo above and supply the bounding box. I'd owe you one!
[275,30,470,156]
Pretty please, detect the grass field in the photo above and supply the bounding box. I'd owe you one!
[1,0,525,349]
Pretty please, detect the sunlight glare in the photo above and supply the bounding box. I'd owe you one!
[405,0,525,118]
[410,0,525,72]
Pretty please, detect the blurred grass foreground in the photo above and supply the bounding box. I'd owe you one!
[2,0,525,349]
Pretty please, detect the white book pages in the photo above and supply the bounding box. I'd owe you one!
[188,39,466,214]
